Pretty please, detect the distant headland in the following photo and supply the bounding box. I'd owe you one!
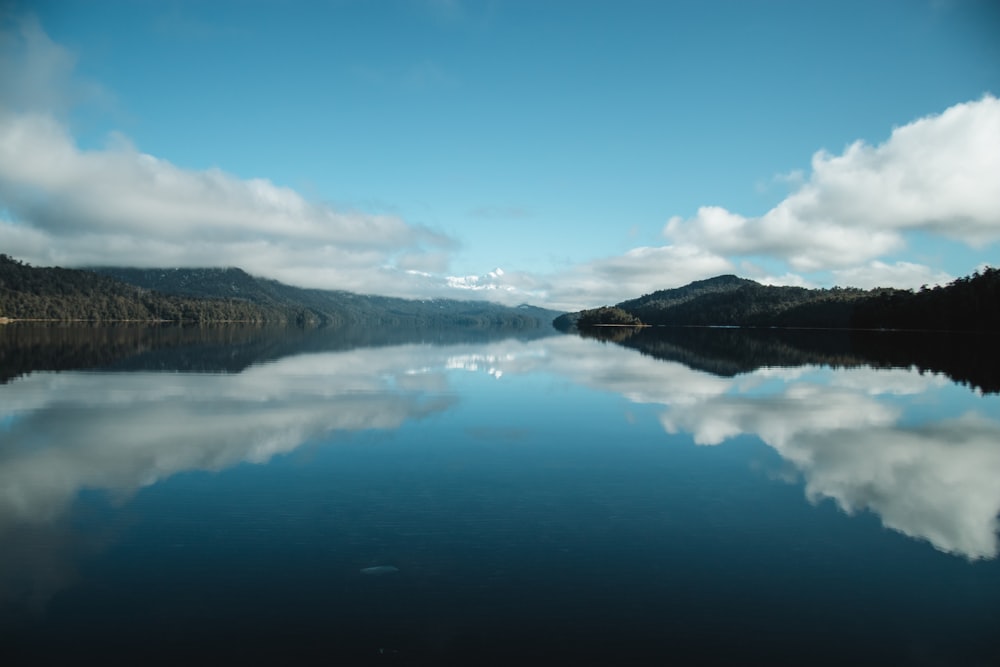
[555,269,999,333]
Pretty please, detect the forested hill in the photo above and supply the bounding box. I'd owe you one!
[0,255,561,328]
[554,269,1000,332]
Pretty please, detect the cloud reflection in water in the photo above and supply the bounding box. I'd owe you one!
[1,333,997,612]
[0,346,461,533]
[543,337,1000,560]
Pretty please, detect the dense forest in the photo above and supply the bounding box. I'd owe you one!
[574,306,643,328]
[0,255,560,328]
[554,269,1000,332]
[0,255,294,323]
[91,265,560,329]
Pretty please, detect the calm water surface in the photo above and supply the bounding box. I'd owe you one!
[1,326,998,665]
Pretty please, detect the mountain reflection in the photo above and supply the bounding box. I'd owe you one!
[583,326,1000,394]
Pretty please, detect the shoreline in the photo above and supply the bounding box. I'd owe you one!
[0,317,275,325]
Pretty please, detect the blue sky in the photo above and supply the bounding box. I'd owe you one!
[1,0,998,309]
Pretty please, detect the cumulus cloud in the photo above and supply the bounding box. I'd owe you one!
[535,244,734,311]
[0,111,455,294]
[664,96,1000,272]
[516,96,999,309]
[1,13,995,310]
[665,205,904,271]
[831,260,953,290]
[0,17,456,298]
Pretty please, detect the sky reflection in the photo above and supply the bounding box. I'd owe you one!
[1,333,997,603]
[540,337,1000,560]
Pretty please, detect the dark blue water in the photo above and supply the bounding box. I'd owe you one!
[2,331,999,665]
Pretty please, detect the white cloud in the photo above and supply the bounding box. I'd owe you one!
[439,266,553,306]
[831,260,953,290]
[0,111,453,290]
[0,17,459,299]
[516,97,999,309]
[663,96,1000,271]
[665,205,904,272]
[537,244,734,311]
[1,14,995,312]
[752,272,815,288]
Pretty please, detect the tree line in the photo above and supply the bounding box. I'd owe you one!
[0,255,303,323]
[0,255,558,329]
[555,268,1000,332]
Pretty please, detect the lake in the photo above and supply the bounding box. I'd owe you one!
[1,324,998,665]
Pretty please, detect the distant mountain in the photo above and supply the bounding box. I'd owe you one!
[554,268,1000,332]
[92,266,562,329]
[0,255,562,329]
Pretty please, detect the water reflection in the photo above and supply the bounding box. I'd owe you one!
[584,325,1000,394]
[1,328,998,611]
[0,344,471,611]
[0,347,462,533]
[542,336,1000,560]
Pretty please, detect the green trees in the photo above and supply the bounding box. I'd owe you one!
[0,254,561,328]
[555,267,999,333]
[851,267,1000,331]
[576,307,643,328]
[0,255,290,322]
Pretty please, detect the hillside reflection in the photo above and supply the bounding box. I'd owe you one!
[582,326,1000,394]
[0,322,557,384]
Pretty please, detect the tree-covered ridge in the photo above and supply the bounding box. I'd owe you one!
[0,256,561,328]
[92,266,561,328]
[555,268,1000,332]
[0,255,292,323]
[574,306,643,328]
